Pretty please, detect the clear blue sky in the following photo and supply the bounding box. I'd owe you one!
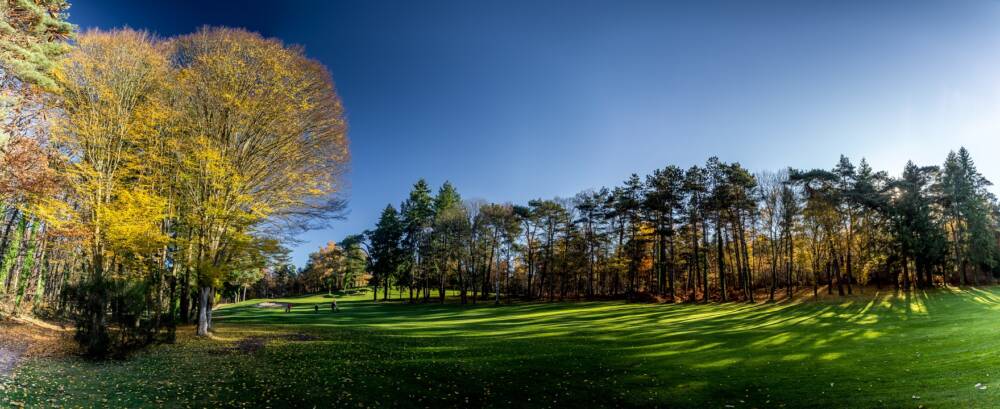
[72,0,1000,267]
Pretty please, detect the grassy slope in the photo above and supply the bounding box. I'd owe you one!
[2,288,999,408]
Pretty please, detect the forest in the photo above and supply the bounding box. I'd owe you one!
[326,151,997,306]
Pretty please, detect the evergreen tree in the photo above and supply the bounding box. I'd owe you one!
[401,179,434,302]
[833,155,857,294]
[431,181,463,302]
[617,174,645,300]
[0,0,74,90]
[682,166,709,302]
[368,205,404,302]
[645,166,684,300]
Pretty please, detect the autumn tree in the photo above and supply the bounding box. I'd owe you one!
[167,27,347,336]
[50,29,171,355]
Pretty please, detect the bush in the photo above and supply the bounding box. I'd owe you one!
[65,277,158,358]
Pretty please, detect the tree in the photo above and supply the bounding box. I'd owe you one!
[758,170,786,302]
[512,204,539,299]
[574,189,608,299]
[51,29,171,355]
[940,148,997,285]
[683,166,709,302]
[724,162,758,302]
[367,205,403,302]
[0,0,73,91]
[530,199,568,301]
[616,174,645,300]
[833,156,857,294]
[431,181,463,303]
[851,159,887,289]
[401,179,434,302]
[339,236,369,290]
[705,159,735,301]
[779,183,799,299]
[479,203,519,303]
[887,162,947,289]
[645,166,683,301]
[168,27,348,336]
[303,241,344,294]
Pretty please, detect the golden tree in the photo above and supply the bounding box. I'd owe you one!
[50,29,171,354]
[167,27,348,335]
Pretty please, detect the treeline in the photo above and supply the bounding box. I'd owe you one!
[258,239,368,302]
[1,4,348,357]
[360,151,998,304]
[223,240,367,303]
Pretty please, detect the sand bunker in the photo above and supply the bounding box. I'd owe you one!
[255,302,288,308]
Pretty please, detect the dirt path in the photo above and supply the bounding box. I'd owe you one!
[0,318,74,378]
[0,344,26,378]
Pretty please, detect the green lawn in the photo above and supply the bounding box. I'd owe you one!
[3,288,1000,408]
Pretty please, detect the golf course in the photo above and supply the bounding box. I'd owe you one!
[2,287,998,408]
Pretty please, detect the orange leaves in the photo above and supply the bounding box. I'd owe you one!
[0,136,58,203]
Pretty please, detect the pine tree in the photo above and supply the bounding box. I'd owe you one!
[645,166,684,301]
[368,205,404,302]
[833,155,857,294]
[431,181,463,302]
[401,179,434,302]
[683,166,709,302]
[0,0,74,89]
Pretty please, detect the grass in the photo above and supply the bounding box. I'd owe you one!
[2,287,1000,408]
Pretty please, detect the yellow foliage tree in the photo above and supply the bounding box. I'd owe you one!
[167,27,348,335]
[49,28,172,354]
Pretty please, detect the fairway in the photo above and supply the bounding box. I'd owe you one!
[2,288,999,408]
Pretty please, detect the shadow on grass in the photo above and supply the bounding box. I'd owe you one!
[13,288,993,408]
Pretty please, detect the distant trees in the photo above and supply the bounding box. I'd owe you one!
[299,237,367,296]
[352,149,1000,304]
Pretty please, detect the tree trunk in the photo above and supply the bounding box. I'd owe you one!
[167,274,177,341]
[197,286,211,336]
[716,220,727,302]
[439,262,446,304]
[0,208,20,289]
[769,240,777,302]
[813,261,819,299]
[207,288,214,330]
[7,219,33,302]
[785,230,793,300]
[738,219,753,303]
[685,216,694,303]
[901,254,910,291]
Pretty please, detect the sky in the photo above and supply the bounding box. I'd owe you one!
[71,0,1000,267]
